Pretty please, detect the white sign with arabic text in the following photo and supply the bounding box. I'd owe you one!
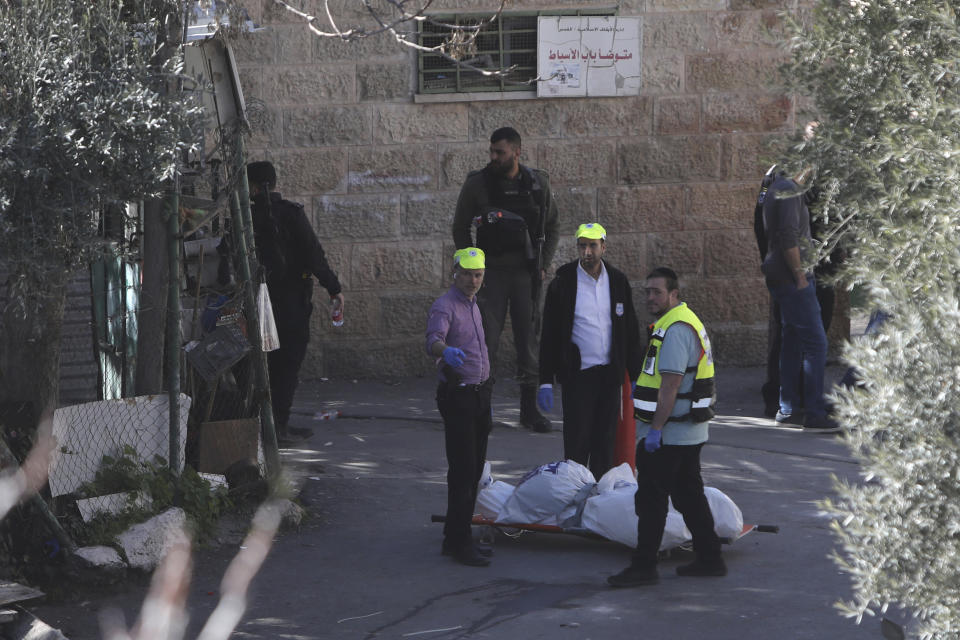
[537,16,642,98]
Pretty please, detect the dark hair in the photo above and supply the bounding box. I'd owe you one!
[647,266,679,292]
[490,127,521,147]
[247,161,277,190]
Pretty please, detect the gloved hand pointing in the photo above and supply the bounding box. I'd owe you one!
[644,428,662,453]
[537,386,553,412]
[442,346,466,368]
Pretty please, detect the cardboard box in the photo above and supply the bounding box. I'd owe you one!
[196,418,260,474]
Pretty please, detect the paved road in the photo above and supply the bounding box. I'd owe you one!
[32,367,887,639]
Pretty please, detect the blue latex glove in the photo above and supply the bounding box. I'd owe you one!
[644,428,662,453]
[537,387,553,412]
[442,346,466,367]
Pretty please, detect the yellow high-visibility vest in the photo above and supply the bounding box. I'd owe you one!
[633,302,716,423]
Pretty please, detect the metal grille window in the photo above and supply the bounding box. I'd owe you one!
[418,10,615,94]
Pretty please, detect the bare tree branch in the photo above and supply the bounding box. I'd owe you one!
[267,0,522,80]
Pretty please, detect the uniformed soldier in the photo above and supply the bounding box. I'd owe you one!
[452,127,559,432]
[247,161,345,446]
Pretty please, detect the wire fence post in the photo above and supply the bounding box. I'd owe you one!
[165,189,181,472]
[226,147,280,478]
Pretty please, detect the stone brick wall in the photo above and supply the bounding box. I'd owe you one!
[235,0,824,381]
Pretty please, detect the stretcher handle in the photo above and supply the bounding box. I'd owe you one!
[755,524,779,533]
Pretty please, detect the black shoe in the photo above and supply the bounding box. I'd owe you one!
[676,558,727,577]
[520,386,552,433]
[774,410,803,426]
[441,540,493,557]
[803,414,841,433]
[607,564,659,587]
[451,545,490,567]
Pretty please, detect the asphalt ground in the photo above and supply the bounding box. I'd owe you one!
[30,364,890,640]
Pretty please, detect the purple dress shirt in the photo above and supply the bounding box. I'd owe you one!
[425,285,490,384]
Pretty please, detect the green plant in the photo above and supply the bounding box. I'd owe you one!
[76,446,231,546]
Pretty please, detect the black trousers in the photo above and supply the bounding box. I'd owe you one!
[633,441,721,568]
[762,282,835,411]
[268,335,308,430]
[476,268,539,387]
[436,381,493,548]
[560,365,621,479]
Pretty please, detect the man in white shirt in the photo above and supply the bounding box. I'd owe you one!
[537,223,643,479]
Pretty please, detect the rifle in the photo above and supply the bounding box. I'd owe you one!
[529,168,547,321]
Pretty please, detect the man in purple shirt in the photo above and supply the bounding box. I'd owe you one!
[426,248,493,567]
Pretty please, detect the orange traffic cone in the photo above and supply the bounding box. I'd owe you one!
[615,371,635,472]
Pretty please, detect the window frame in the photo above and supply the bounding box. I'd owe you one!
[416,7,618,96]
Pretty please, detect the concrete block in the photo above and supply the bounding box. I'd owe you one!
[276,25,315,64]
[348,145,437,193]
[76,492,150,523]
[313,194,403,240]
[231,29,275,65]
[537,140,616,186]
[712,10,784,50]
[598,185,685,235]
[401,191,459,238]
[351,242,444,289]
[379,292,441,337]
[710,323,766,366]
[687,52,786,92]
[646,231,704,278]
[358,62,412,102]
[467,102,563,142]
[722,133,785,181]
[266,65,355,104]
[558,97,653,138]
[553,186,598,236]
[619,135,723,183]
[641,53,684,95]
[686,181,757,229]
[644,13,711,51]
[704,229,761,277]
[703,94,792,133]
[273,149,349,194]
[282,105,371,146]
[49,394,191,497]
[115,508,188,572]
[438,142,486,190]
[602,231,646,281]
[324,340,434,379]
[73,546,126,571]
[373,104,469,144]
[244,104,283,150]
[656,95,701,135]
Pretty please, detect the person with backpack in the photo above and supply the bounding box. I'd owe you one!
[247,161,345,446]
[452,127,560,433]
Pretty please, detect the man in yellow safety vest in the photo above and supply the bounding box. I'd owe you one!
[608,267,725,587]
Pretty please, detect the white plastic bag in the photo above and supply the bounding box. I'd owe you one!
[257,283,280,352]
[581,463,638,546]
[495,460,596,526]
[477,481,514,519]
[581,464,743,549]
[704,486,744,540]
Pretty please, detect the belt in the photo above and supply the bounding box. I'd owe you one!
[439,378,492,393]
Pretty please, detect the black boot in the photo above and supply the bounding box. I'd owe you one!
[520,386,552,433]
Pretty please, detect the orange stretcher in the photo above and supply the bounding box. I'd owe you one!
[431,514,778,547]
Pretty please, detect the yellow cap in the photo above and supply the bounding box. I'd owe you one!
[576,222,607,240]
[454,247,485,269]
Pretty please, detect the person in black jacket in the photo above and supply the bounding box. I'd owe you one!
[536,223,643,479]
[247,161,345,446]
